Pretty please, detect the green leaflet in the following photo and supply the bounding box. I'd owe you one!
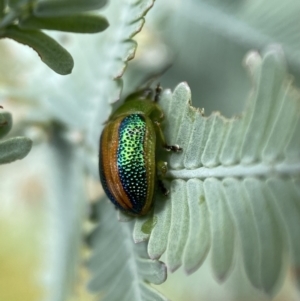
[0,0,109,74]
[0,0,6,18]
[0,136,32,164]
[19,14,109,33]
[2,26,74,75]
[7,0,29,9]
[0,110,12,138]
[0,109,32,165]
[34,0,108,17]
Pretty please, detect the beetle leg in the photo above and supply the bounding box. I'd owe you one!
[157,160,168,177]
[156,161,169,195]
[88,202,99,222]
[157,179,169,196]
[164,144,182,152]
[154,83,162,102]
[154,120,182,152]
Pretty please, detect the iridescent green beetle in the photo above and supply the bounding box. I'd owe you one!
[99,85,181,216]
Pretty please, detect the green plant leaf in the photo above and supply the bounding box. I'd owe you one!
[19,14,109,33]
[0,9,18,28]
[0,136,32,164]
[132,47,300,294]
[87,199,168,301]
[0,110,12,138]
[34,0,108,16]
[0,0,6,18]
[2,26,74,75]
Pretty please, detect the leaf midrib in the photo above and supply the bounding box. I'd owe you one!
[167,161,300,179]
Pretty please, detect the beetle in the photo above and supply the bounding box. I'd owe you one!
[99,85,181,216]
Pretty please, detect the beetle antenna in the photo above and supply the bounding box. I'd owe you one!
[154,83,162,102]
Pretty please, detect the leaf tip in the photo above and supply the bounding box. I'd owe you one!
[243,50,262,73]
[18,137,33,159]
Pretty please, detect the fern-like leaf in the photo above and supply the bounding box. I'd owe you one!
[133,46,300,294]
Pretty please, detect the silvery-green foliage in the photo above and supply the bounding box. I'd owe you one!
[190,0,300,68]
[154,0,300,118]
[0,0,159,301]
[87,199,168,301]
[0,0,159,300]
[1,0,300,300]
[133,47,300,294]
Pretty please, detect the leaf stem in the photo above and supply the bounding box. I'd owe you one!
[0,9,18,28]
